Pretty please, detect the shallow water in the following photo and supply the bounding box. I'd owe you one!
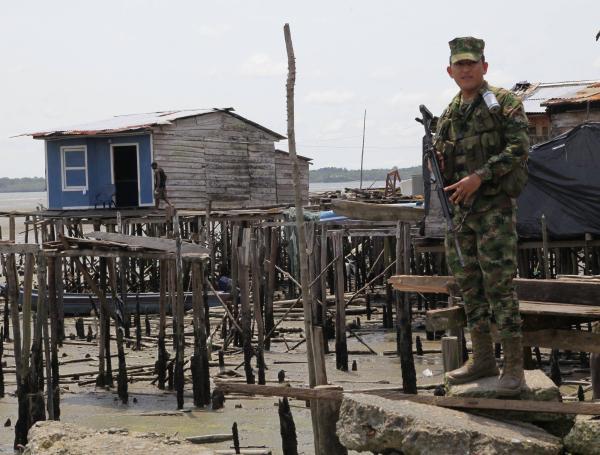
[0,316,444,454]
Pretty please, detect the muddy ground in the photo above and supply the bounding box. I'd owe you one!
[0,306,589,454]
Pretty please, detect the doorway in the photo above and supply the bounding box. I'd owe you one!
[112,145,139,207]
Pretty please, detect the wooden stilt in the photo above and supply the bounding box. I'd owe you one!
[174,235,186,409]
[100,258,113,387]
[251,231,266,385]
[239,229,255,385]
[332,231,348,372]
[191,260,211,407]
[157,260,168,389]
[264,227,277,351]
[396,222,417,394]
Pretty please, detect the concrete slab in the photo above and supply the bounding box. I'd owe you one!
[447,369,573,437]
[564,415,600,455]
[447,369,560,401]
[336,393,562,454]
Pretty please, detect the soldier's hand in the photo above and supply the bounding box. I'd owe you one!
[445,173,482,205]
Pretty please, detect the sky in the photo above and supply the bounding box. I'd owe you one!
[1,0,599,178]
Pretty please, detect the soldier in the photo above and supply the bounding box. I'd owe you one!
[434,37,529,396]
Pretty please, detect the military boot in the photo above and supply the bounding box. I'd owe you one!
[445,329,499,385]
[497,337,525,397]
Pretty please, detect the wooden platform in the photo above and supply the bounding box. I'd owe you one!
[390,274,600,353]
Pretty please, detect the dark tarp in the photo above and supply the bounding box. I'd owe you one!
[517,122,600,238]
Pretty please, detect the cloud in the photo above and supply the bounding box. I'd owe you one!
[387,91,427,106]
[485,68,516,88]
[240,53,286,77]
[594,57,600,69]
[197,24,232,37]
[369,67,400,80]
[305,90,355,105]
[320,118,347,134]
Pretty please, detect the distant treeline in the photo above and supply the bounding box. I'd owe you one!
[0,177,46,193]
[309,166,421,183]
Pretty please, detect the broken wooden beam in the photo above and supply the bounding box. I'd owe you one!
[213,382,600,415]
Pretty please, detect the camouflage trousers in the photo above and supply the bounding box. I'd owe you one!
[445,207,522,339]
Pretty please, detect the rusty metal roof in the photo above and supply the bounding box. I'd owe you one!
[512,80,600,113]
[23,108,285,140]
[542,82,600,107]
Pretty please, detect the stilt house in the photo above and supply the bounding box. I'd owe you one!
[27,108,311,210]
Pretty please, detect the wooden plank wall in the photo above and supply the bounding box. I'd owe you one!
[274,152,309,205]
[551,110,600,136]
[152,112,298,209]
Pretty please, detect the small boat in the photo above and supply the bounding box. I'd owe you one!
[330,199,424,223]
[19,289,229,316]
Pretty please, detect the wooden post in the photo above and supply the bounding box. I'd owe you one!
[314,385,347,455]
[191,260,211,407]
[100,258,113,387]
[174,233,186,409]
[47,256,61,418]
[441,336,461,373]
[383,237,393,328]
[592,322,600,400]
[230,225,240,348]
[320,225,329,353]
[251,232,266,385]
[396,222,417,394]
[332,231,347,372]
[264,227,277,351]
[541,214,551,279]
[278,397,298,455]
[29,252,47,425]
[39,253,54,420]
[239,229,255,385]
[7,253,28,449]
[157,259,167,389]
[21,254,34,375]
[206,201,216,286]
[9,215,15,242]
[107,258,128,404]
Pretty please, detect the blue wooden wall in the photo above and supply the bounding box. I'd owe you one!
[46,134,153,209]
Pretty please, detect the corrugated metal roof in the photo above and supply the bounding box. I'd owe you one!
[543,83,600,107]
[24,108,285,140]
[513,80,600,113]
[274,149,312,162]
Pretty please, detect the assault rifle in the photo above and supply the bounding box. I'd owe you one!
[416,105,464,266]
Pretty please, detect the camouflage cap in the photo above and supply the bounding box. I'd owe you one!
[449,37,485,64]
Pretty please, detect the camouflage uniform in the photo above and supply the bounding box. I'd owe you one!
[435,78,529,339]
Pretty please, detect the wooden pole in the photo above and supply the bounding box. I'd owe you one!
[100,258,113,387]
[320,225,329,353]
[107,258,128,404]
[332,231,348,372]
[47,256,61,418]
[39,253,54,420]
[230,225,240,348]
[239,228,255,385]
[541,214,551,279]
[441,336,461,373]
[174,228,186,409]
[191,260,211,407]
[251,232,266,385]
[396,222,417,394]
[21,254,34,376]
[157,259,168,389]
[264,227,277,351]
